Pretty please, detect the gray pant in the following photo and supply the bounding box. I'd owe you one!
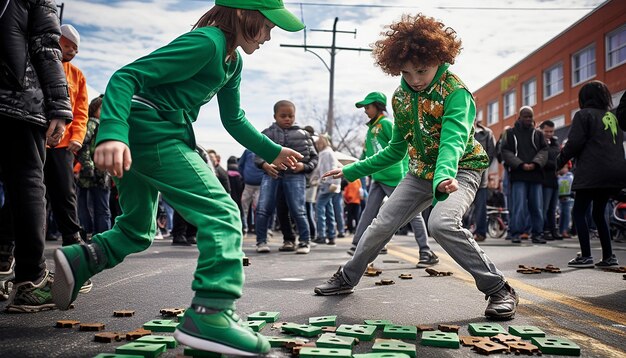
[352,181,430,252]
[343,170,505,296]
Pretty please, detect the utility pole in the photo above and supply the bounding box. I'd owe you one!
[57,2,64,23]
[281,17,371,138]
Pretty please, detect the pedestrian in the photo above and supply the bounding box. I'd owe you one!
[343,178,362,234]
[557,163,574,238]
[471,117,497,241]
[44,23,89,246]
[76,95,112,238]
[238,149,265,234]
[314,13,519,320]
[227,155,244,226]
[313,134,342,245]
[347,91,437,267]
[500,106,548,244]
[557,80,626,268]
[539,120,562,241]
[617,91,626,131]
[0,0,73,312]
[50,2,305,355]
[254,100,318,254]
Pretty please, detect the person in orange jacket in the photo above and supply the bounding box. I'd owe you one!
[343,178,362,234]
[44,24,89,247]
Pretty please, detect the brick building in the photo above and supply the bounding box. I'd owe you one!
[474,0,626,140]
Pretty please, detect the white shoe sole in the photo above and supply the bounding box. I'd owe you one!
[52,249,75,310]
[173,329,263,356]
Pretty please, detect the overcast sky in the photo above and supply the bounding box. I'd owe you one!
[62,0,605,163]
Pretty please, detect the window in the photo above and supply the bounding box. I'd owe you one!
[544,63,563,99]
[522,78,536,107]
[476,109,484,124]
[606,25,626,69]
[549,115,565,129]
[572,45,596,85]
[503,91,516,118]
[487,100,499,125]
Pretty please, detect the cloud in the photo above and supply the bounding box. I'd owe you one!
[63,0,604,163]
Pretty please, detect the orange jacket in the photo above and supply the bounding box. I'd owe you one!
[343,179,362,205]
[57,61,88,148]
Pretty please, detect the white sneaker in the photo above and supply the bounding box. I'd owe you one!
[256,243,270,253]
[296,243,310,254]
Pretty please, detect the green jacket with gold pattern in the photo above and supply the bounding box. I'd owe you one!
[343,63,488,203]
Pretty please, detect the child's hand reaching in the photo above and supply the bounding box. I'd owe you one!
[437,178,458,195]
[262,162,280,179]
[272,147,303,170]
[323,168,344,179]
[94,140,132,178]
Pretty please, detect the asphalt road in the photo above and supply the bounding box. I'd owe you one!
[0,232,624,358]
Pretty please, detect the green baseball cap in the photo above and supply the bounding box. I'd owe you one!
[355,92,387,108]
[215,0,305,32]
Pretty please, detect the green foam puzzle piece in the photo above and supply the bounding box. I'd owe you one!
[242,320,266,332]
[353,354,412,358]
[336,324,377,341]
[134,335,178,349]
[142,320,178,333]
[382,325,418,340]
[281,322,323,337]
[308,315,337,327]
[183,347,223,357]
[420,330,460,349]
[467,323,506,337]
[93,354,144,358]
[364,319,393,328]
[508,325,546,339]
[316,333,357,348]
[265,336,306,347]
[115,342,167,358]
[531,336,581,356]
[372,340,417,358]
[246,311,280,322]
[299,347,353,357]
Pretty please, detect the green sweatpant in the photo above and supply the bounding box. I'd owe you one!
[91,139,243,309]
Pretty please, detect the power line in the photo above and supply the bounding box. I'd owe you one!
[284,2,597,10]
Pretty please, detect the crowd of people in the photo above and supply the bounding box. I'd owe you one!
[0,1,625,356]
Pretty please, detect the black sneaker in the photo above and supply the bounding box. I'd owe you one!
[416,251,439,268]
[172,236,191,246]
[531,235,546,244]
[484,282,518,320]
[346,246,356,256]
[595,254,619,267]
[314,267,354,296]
[568,256,594,268]
[5,270,57,313]
[62,233,85,247]
[327,238,336,246]
[312,237,326,244]
[0,245,15,276]
[337,233,345,238]
[186,236,197,245]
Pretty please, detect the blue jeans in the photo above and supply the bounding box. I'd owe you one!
[542,186,558,232]
[509,181,543,237]
[78,186,112,235]
[473,187,488,236]
[316,189,335,239]
[331,192,345,235]
[559,197,573,234]
[255,173,310,244]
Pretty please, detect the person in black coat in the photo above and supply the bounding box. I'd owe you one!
[557,80,626,268]
[0,0,73,312]
[539,120,562,241]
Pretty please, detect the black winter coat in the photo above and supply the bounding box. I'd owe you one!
[0,0,72,126]
[542,136,560,188]
[501,121,548,183]
[556,108,626,190]
[255,122,318,174]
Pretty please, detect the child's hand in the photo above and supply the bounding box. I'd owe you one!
[262,162,279,179]
[323,168,344,179]
[437,178,458,194]
[292,162,305,173]
[94,140,132,178]
[272,147,303,170]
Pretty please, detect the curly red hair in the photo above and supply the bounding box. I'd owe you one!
[373,14,462,75]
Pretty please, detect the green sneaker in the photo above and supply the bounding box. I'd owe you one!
[52,243,107,310]
[174,305,270,356]
[5,270,56,313]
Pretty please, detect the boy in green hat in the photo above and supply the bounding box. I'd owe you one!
[51,1,304,356]
[315,13,518,320]
[347,91,438,267]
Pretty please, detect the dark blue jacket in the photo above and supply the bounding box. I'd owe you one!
[238,149,264,185]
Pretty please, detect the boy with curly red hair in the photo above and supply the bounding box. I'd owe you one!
[315,13,519,320]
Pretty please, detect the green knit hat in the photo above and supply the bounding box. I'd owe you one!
[355,92,387,108]
[215,0,305,32]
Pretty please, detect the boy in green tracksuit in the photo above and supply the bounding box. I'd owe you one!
[51,1,305,355]
[347,91,437,267]
[314,13,519,320]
